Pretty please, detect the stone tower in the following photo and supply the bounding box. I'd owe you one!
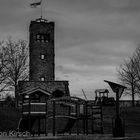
[29,19,55,81]
[17,18,70,103]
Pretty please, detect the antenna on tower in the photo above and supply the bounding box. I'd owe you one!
[41,0,43,19]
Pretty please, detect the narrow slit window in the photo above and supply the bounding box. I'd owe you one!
[41,77,45,81]
[41,55,45,60]
[37,35,40,39]
[36,34,40,42]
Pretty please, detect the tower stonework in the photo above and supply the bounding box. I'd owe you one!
[29,20,55,81]
[17,18,70,101]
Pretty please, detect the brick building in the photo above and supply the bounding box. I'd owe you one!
[17,18,70,104]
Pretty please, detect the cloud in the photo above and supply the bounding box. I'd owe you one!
[0,0,139,99]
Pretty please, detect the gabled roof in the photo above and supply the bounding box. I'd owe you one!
[20,87,51,96]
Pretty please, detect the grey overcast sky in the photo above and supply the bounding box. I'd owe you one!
[0,0,140,99]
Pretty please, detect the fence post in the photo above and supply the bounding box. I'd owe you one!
[68,106,71,135]
[53,100,55,136]
[45,97,48,136]
[76,103,79,135]
[85,101,88,135]
[28,95,31,134]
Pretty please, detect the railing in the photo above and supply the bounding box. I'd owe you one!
[22,103,46,114]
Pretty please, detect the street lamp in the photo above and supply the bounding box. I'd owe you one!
[104,80,126,137]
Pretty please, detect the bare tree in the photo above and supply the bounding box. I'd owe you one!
[118,57,137,107]
[131,47,140,96]
[0,42,10,92]
[0,38,29,107]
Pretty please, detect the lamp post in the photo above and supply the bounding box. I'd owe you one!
[104,80,126,137]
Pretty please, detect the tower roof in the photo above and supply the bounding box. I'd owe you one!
[36,18,48,22]
[32,18,49,23]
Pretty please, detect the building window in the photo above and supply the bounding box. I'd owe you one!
[71,105,76,115]
[37,35,40,40]
[36,34,50,43]
[41,77,45,81]
[25,95,29,99]
[41,55,45,60]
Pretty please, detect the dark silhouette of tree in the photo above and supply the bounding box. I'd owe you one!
[118,58,137,107]
[0,38,28,107]
[5,95,15,107]
[132,47,140,94]
[0,42,10,92]
[117,46,140,107]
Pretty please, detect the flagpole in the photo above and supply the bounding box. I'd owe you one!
[41,0,43,19]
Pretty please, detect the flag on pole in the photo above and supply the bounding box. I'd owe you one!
[30,1,41,8]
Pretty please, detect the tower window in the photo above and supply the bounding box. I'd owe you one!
[37,35,40,40]
[41,55,45,60]
[41,77,45,81]
[36,34,50,43]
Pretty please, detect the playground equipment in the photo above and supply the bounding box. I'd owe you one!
[47,96,103,135]
[18,90,48,135]
[104,80,126,137]
[18,91,103,136]
[95,89,115,106]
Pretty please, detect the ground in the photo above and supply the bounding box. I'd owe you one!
[1,106,140,139]
[103,106,140,134]
[0,107,20,132]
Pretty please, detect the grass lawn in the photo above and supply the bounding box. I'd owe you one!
[103,106,140,134]
[0,107,21,132]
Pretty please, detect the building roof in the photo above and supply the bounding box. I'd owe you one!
[20,87,51,96]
